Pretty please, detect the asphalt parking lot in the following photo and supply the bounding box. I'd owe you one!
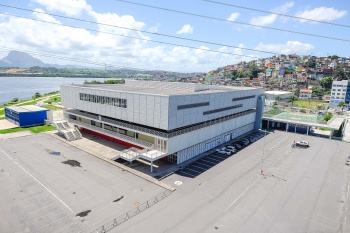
[0,134,166,233]
[176,132,264,178]
[112,131,350,233]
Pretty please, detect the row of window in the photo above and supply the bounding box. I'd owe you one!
[203,104,243,115]
[79,93,127,108]
[232,95,255,101]
[177,102,209,110]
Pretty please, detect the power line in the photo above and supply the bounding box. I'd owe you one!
[0,4,277,55]
[1,12,261,58]
[203,0,350,28]
[0,45,148,71]
[114,0,350,43]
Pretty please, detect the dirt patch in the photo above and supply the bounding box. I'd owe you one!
[76,210,91,217]
[113,196,124,202]
[61,160,81,167]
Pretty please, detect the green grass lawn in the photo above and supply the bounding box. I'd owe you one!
[44,105,62,110]
[0,109,4,115]
[0,125,56,134]
[44,96,61,103]
[264,109,282,116]
[292,100,328,108]
[17,100,38,106]
[0,117,5,120]
[319,127,331,131]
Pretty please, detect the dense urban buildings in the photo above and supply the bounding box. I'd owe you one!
[60,80,264,166]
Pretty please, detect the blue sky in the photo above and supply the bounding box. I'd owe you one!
[0,0,349,72]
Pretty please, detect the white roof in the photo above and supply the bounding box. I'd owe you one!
[6,105,48,113]
[265,90,293,95]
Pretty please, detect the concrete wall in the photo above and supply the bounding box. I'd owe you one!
[166,112,256,154]
[61,85,169,130]
[61,85,264,131]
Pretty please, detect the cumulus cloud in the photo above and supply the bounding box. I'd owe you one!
[250,2,294,26]
[295,7,347,23]
[32,0,92,16]
[227,12,240,22]
[148,23,160,33]
[176,24,194,34]
[255,41,314,54]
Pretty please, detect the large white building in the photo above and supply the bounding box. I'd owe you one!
[329,80,349,108]
[60,80,264,168]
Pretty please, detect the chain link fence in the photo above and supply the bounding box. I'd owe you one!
[90,189,173,233]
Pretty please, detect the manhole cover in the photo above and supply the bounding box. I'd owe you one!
[174,181,182,185]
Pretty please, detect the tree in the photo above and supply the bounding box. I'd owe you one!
[289,95,297,106]
[338,101,346,112]
[10,98,18,103]
[32,92,41,99]
[275,95,280,103]
[324,112,333,122]
[319,76,333,89]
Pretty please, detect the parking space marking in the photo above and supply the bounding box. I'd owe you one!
[53,221,80,233]
[39,214,71,230]
[196,161,213,168]
[206,156,224,163]
[200,159,220,166]
[190,164,207,172]
[0,148,73,213]
[178,170,195,178]
[184,167,202,174]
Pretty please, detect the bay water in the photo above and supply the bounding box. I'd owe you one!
[0,77,102,105]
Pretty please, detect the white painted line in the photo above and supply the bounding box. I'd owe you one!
[225,146,292,211]
[39,214,70,229]
[313,213,341,224]
[191,164,207,171]
[0,148,73,213]
[305,217,337,230]
[201,159,218,166]
[196,161,212,168]
[34,207,64,221]
[53,221,79,233]
[27,201,61,214]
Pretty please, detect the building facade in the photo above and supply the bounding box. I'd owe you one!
[5,105,48,127]
[61,81,264,165]
[299,89,312,100]
[329,80,350,108]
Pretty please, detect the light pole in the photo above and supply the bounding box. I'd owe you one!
[260,129,267,175]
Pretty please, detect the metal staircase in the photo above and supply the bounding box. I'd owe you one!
[52,120,82,141]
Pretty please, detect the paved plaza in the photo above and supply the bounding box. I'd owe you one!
[113,131,350,233]
[0,134,166,233]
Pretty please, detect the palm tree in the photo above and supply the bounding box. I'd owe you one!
[289,95,297,107]
[338,101,346,112]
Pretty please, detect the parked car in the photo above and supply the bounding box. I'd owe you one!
[241,138,250,144]
[226,146,237,152]
[225,148,236,154]
[216,149,231,155]
[231,143,242,150]
[295,141,309,148]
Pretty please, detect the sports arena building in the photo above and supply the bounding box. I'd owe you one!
[60,80,264,169]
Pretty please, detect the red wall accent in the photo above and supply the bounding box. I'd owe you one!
[81,128,144,149]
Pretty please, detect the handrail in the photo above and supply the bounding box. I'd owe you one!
[90,189,172,233]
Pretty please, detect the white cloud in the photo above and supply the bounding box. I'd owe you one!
[255,41,314,54]
[227,12,240,22]
[32,0,92,16]
[249,2,294,26]
[176,24,194,34]
[295,7,347,23]
[148,23,160,33]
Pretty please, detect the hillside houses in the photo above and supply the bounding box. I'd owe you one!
[199,54,350,90]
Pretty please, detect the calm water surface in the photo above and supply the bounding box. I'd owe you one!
[0,77,99,104]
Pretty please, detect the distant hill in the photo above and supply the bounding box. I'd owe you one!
[1,51,48,68]
[0,51,87,68]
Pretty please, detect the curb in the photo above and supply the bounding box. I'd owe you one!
[45,132,176,192]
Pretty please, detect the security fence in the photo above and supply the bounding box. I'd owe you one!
[90,189,173,233]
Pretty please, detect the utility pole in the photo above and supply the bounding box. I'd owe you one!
[260,129,267,175]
